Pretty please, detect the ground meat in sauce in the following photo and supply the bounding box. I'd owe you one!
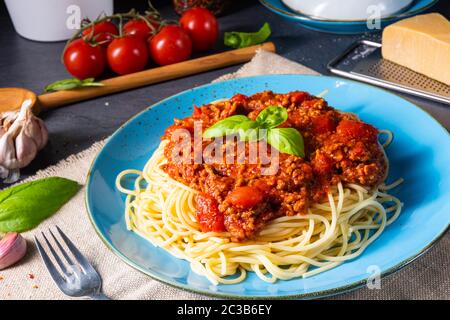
[161,91,387,242]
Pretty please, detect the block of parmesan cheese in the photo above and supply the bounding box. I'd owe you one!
[382,13,450,86]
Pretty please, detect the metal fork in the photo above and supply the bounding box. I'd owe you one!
[34,226,110,300]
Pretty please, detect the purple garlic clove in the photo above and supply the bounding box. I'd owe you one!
[0,232,27,270]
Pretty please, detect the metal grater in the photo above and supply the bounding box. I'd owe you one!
[327,40,450,105]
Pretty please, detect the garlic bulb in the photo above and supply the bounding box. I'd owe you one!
[0,99,48,183]
[0,232,27,270]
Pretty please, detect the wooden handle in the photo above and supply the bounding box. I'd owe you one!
[37,42,276,111]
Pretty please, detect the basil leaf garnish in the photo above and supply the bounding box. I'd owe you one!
[203,115,250,139]
[0,177,81,232]
[267,128,305,157]
[224,23,271,49]
[237,121,261,141]
[256,106,288,129]
[201,105,305,157]
[44,78,103,92]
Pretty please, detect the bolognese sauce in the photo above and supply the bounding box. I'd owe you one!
[162,91,387,242]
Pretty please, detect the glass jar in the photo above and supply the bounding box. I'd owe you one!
[173,0,231,16]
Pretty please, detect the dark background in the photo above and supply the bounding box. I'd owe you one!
[0,0,449,183]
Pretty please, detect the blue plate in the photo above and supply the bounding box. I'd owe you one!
[86,75,450,299]
[259,0,439,34]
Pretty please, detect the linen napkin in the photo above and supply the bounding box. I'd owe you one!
[0,50,448,300]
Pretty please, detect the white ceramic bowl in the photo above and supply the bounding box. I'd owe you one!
[281,0,414,21]
[5,0,114,42]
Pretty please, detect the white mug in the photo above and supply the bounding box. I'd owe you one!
[5,0,114,42]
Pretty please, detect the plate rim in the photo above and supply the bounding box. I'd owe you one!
[85,74,450,299]
[259,0,439,23]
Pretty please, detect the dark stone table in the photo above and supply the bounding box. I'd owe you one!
[0,0,448,182]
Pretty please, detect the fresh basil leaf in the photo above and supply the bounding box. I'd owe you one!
[237,120,261,141]
[82,78,95,83]
[224,22,271,49]
[81,78,104,86]
[267,128,305,157]
[203,115,250,139]
[0,177,81,232]
[44,78,103,92]
[44,79,82,92]
[256,106,288,129]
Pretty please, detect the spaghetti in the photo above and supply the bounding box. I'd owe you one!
[116,138,403,285]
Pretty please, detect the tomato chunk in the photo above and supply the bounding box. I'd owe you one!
[290,91,310,104]
[228,186,264,209]
[192,106,202,118]
[337,120,378,142]
[252,180,271,196]
[313,152,334,175]
[230,94,248,103]
[312,115,336,134]
[195,193,225,232]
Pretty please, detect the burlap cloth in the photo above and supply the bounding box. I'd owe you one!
[0,50,448,300]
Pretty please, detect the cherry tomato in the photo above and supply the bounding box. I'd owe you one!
[148,25,192,66]
[123,18,159,40]
[196,193,225,232]
[180,8,218,51]
[63,38,106,79]
[228,186,263,209]
[82,21,118,45]
[106,36,148,75]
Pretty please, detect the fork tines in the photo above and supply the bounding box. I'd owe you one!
[34,226,103,298]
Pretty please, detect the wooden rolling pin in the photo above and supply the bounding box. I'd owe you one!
[0,42,275,115]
